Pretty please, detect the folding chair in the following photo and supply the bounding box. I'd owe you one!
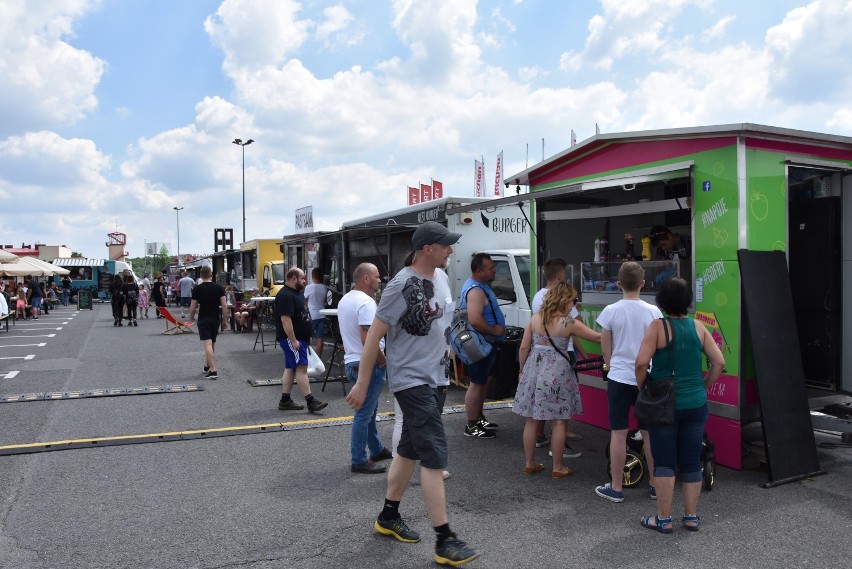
[321,314,347,394]
[157,306,196,335]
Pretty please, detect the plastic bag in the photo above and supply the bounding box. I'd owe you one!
[307,346,326,375]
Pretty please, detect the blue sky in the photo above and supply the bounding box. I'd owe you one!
[2,0,851,260]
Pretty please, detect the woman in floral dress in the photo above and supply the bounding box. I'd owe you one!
[513,283,601,478]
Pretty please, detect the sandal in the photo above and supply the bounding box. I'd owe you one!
[682,514,701,532]
[641,515,673,534]
[523,463,544,475]
[551,467,573,478]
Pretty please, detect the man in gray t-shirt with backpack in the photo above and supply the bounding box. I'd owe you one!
[346,221,479,566]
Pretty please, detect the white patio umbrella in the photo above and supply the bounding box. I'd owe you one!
[0,256,70,277]
[0,262,34,277]
[0,250,20,263]
[18,257,71,276]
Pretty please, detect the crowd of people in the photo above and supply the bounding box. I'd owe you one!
[2,224,723,566]
[335,225,725,566]
[0,276,64,320]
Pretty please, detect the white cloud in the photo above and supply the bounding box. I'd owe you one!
[204,0,312,72]
[765,0,852,103]
[518,66,549,82]
[0,0,104,136]
[6,0,852,259]
[0,131,109,188]
[827,108,852,130]
[702,15,735,40]
[316,5,364,49]
[560,0,710,71]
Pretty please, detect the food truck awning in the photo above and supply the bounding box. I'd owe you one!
[445,161,694,214]
[52,258,106,267]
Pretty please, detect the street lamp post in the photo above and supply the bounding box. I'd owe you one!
[232,138,254,243]
[173,206,183,265]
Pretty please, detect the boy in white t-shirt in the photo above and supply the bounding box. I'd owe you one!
[594,261,662,503]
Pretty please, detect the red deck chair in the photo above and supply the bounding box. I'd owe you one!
[157,306,196,335]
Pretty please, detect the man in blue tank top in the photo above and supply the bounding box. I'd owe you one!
[461,253,506,439]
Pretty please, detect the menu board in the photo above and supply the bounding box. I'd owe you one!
[77,289,93,310]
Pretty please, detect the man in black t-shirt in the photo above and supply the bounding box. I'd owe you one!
[274,267,327,412]
[189,267,227,380]
[26,276,43,319]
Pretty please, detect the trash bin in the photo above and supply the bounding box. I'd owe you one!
[487,327,523,399]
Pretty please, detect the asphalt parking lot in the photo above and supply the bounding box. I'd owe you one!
[1,303,851,569]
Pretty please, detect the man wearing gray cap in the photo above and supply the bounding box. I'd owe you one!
[346,221,480,566]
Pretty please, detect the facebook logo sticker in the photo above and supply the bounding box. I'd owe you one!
[702,181,711,192]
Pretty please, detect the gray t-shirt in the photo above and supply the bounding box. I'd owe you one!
[376,267,454,393]
[179,276,194,298]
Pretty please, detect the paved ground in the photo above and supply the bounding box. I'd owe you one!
[1,303,851,569]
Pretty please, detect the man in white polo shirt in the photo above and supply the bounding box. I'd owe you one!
[338,263,391,474]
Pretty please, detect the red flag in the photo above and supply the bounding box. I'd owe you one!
[475,159,484,197]
[432,180,443,199]
[494,151,503,197]
[421,183,432,202]
[408,186,420,205]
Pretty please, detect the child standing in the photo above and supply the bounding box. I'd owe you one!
[138,285,150,318]
[594,261,662,502]
[16,288,27,319]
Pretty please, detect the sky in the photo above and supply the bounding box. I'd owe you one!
[2,0,852,260]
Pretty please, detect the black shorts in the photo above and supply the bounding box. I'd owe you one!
[395,384,448,470]
[197,317,220,342]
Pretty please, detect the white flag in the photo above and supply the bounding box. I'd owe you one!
[475,159,484,197]
[494,151,503,197]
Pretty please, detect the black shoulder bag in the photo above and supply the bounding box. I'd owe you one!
[634,318,676,425]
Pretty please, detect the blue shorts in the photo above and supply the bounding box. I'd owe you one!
[31,298,43,309]
[607,380,641,431]
[312,318,326,338]
[467,349,497,385]
[180,297,191,308]
[279,338,309,369]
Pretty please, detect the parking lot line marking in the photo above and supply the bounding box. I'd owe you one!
[0,371,20,379]
[2,334,56,339]
[0,343,47,348]
[0,384,205,404]
[0,403,516,456]
[0,354,35,360]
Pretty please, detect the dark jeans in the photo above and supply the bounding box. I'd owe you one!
[647,403,708,483]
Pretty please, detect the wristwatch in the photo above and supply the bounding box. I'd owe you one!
[601,363,609,371]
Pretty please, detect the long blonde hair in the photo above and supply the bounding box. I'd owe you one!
[540,282,576,325]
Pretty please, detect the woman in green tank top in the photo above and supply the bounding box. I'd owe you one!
[634,278,725,534]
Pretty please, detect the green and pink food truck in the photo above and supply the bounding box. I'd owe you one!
[453,123,852,471]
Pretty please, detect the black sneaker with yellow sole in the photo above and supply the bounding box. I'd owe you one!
[434,535,480,566]
[374,516,420,543]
